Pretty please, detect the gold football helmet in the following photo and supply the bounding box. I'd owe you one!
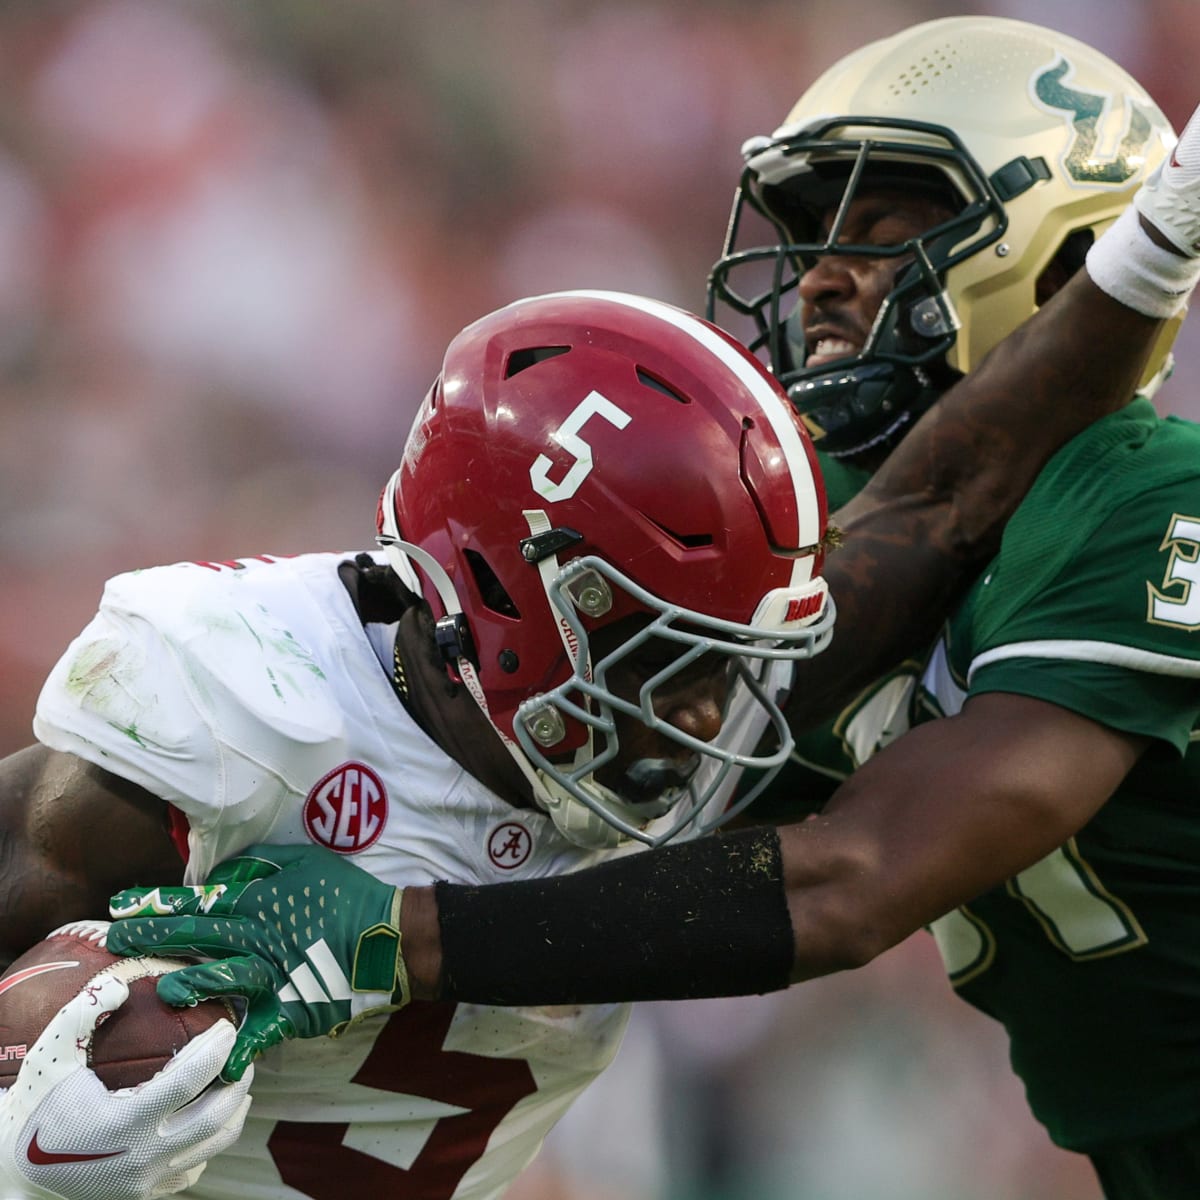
[708,16,1180,457]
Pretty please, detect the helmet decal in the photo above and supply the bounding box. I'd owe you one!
[529,390,632,502]
[568,289,825,555]
[1033,57,1157,186]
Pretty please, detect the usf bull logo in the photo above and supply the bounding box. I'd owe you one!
[1033,57,1156,185]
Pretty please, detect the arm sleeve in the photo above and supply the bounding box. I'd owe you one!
[33,598,226,811]
[963,452,1200,755]
[970,656,1200,754]
[32,563,345,880]
[436,826,796,1005]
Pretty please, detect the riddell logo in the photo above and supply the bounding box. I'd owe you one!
[784,594,824,623]
[303,762,388,853]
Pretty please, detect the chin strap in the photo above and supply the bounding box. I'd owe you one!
[377,475,640,850]
[789,359,949,458]
[376,471,551,816]
[533,780,631,849]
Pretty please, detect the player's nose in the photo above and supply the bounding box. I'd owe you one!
[660,693,724,744]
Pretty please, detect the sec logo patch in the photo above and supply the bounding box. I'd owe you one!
[304,762,388,853]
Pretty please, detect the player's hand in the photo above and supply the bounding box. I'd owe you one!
[106,843,408,1083]
[1136,102,1200,257]
[0,973,251,1200]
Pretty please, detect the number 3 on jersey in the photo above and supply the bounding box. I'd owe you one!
[1147,512,1200,629]
[931,836,1147,985]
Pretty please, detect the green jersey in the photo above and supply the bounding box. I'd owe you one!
[917,399,1200,1151]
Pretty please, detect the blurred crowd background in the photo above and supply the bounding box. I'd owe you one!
[2,2,1197,1197]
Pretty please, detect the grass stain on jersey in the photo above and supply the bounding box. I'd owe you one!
[64,639,151,737]
[64,640,123,698]
[108,720,149,749]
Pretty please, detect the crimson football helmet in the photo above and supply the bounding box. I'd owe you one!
[377,289,834,848]
[707,16,1180,458]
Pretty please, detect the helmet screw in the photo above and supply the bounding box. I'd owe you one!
[525,705,566,747]
[996,243,1011,257]
[565,568,613,617]
[576,586,607,615]
[498,649,519,673]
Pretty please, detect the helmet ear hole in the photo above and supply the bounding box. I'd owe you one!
[463,549,521,618]
[1036,228,1094,305]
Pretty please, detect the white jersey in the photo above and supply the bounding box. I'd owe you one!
[34,551,631,1200]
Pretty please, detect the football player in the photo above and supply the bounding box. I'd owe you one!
[0,290,837,1200]
[99,19,1200,1200]
[705,13,1187,815]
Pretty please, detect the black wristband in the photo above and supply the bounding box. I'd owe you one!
[436,826,795,1005]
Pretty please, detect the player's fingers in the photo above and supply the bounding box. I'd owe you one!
[119,1017,237,1115]
[109,883,239,921]
[220,1010,296,1083]
[162,1080,253,1180]
[165,964,297,1085]
[156,956,278,1010]
[205,848,290,889]
[16,973,129,1093]
[105,915,251,961]
[160,1062,254,1160]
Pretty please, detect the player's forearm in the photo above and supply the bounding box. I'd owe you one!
[402,696,1145,1007]
[894,270,1160,555]
[402,827,797,1005]
[398,883,443,1001]
[0,745,87,965]
[0,745,182,966]
[870,123,1200,570]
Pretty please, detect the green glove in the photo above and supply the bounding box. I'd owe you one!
[107,842,410,1082]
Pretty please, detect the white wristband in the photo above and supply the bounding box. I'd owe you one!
[1086,204,1200,319]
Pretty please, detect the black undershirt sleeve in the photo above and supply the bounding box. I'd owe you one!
[435,825,795,1005]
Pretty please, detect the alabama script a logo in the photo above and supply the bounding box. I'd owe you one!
[487,822,533,869]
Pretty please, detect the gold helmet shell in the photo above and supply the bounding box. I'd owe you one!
[709,16,1180,455]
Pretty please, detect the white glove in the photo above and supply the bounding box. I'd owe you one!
[1087,102,1200,319]
[1136,103,1200,257]
[0,970,253,1200]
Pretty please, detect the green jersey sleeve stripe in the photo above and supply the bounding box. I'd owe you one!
[968,639,1200,685]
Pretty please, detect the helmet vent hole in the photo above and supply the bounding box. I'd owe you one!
[463,549,521,618]
[505,345,570,377]
[891,48,956,95]
[645,516,713,549]
[636,368,689,404]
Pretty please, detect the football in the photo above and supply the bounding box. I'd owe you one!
[0,920,236,1090]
